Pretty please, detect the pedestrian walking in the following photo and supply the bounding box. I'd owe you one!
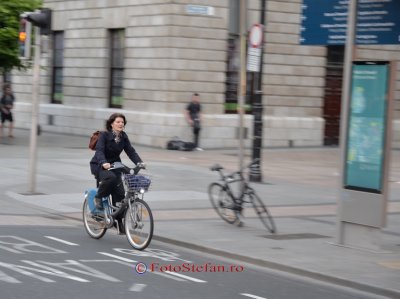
[0,83,15,138]
[184,93,203,150]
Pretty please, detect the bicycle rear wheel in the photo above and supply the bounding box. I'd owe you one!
[82,198,107,239]
[124,199,154,250]
[250,192,276,233]
[208,182,239,224]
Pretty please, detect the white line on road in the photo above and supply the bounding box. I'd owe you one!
[45,236,79,246]
[97,252,187,282]
[240,293,267,299]
[98,252,138,263]
[129,283,147,292]
[165,271,207,283]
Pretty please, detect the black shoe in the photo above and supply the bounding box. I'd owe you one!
[94,197,103,210]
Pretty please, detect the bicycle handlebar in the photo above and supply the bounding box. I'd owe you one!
[210,158,259,173]
[109,162,146,175]
[210,159,260,181]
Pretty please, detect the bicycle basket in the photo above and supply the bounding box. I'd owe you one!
[124,174,151,192]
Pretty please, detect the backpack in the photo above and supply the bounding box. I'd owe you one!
[88,130,101,150]
[166,137,195,151]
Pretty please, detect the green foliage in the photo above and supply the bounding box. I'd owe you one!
[0,0,42,74]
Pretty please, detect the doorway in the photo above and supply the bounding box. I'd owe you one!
[323,46,344,146]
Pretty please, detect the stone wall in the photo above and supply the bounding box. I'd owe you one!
[8,0,399,149]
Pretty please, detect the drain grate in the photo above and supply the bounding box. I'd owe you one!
[261,233,330,240]
[42,215,64,220]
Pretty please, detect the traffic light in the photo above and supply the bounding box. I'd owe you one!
[26,8,52,35]
[19,18,32,59]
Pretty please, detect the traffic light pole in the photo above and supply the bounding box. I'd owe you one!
[238,0,247,174]
[249,0,266,182]
[28,25,40,193]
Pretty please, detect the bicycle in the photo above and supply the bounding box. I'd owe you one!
[208,159,276,233]
[83,162,154,250]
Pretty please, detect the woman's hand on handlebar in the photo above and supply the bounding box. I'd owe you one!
[133,162,146,175]
[102,162,111,170]
[137,162,146,169]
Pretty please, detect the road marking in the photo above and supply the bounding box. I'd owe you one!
[0,270,21,283]
[129,283,147,292]
[0,236,66,254]
[97,252,186,282]
[114,247,192,263]
[0,261,54,282]
[98,252,138,263]
[22,260,89,282]
[165,271,207,283]
[45,236,79,246]
[240,293,267,299]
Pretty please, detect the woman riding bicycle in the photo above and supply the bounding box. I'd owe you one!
[89,113,144,219]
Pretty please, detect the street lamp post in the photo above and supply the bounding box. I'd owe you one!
[249,0,266,182]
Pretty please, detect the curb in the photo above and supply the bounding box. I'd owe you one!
[153,235,400,299]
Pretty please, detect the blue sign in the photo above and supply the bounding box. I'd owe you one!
[185,4,214,16]
[300,0,400,45]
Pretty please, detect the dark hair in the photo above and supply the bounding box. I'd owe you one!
[106,113,127,131]
[193,93,199,96]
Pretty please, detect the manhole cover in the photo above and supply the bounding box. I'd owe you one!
[19,192,47,196]
[262,233,330,240]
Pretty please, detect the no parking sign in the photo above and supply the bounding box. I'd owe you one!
[247,24,264,72]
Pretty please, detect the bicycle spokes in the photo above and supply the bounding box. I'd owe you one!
[124,199,154,250]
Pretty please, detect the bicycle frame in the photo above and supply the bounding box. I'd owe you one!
[214,169,250,208]
[209,159,276,233]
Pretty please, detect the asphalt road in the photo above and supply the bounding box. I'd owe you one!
[0,218,390,299]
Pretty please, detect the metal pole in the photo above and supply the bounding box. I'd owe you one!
[249,0,266,182]
[28,25,40,193]
[336,0,357,244]
[238,0,247,173]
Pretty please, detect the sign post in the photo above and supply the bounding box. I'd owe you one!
[337,61,394,250]
[249,0,267,182]
[299,0,397,250]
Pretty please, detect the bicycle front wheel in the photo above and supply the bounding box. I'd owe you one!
[208,182,239,224]
[250,192,276,233]
[82,198,107,239]
[124,199,154,250]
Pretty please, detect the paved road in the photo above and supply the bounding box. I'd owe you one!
[0,220,390,299]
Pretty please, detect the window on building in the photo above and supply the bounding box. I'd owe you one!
[52,31,64,104]
[109,29,125,108]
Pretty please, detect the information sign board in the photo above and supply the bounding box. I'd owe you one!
[344,61,389,193]
[300,0,400,45]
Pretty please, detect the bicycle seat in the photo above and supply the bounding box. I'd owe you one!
[210,164,223,171]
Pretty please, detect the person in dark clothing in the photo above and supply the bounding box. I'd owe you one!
[0,83,15,138]
[89,113,144,232]
[184,93,203,150]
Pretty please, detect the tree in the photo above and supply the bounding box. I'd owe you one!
[0,0,42,76]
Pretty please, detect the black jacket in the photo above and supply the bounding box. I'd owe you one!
[90,130,142,176]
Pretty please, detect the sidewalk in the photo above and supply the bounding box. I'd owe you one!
[1,129,400,298]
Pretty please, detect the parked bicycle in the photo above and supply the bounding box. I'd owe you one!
[83,162,154,250]
[208,159,276,233]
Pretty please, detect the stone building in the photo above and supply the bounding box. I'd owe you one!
[7,0,400,148]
